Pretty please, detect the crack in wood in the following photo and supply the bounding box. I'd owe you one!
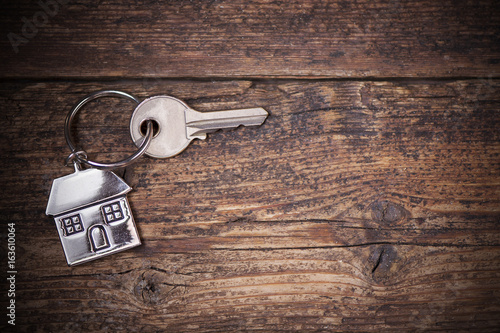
[371,249,385,274]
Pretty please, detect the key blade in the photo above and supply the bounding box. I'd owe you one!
[185,107,268,138]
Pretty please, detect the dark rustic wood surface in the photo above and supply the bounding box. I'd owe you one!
[1,1,499,332]
[1,0,499,78]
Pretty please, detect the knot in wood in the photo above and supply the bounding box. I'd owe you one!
[369,245,398,284]
[134,268,189,306]
[370,200,408,225]
[134,268,177,306]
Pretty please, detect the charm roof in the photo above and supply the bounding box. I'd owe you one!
[46,168,132,216]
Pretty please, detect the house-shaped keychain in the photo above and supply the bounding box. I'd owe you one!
[46,168,141,266]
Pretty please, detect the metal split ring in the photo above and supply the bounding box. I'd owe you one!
[64,150,88,167]
[64,90,154,170]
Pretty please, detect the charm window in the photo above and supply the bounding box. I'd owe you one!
[61,214,84,236]
[101,201,124,223]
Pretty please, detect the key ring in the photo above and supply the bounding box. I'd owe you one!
[64,90,154,170]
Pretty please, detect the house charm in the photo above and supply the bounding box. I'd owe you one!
[46,168,141,266]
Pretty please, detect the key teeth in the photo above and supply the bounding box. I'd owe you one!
[187,119,267,138]
[185,107,268,139]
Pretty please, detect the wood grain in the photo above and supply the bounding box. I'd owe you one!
[1,80,499,331]
[1,0,499,79]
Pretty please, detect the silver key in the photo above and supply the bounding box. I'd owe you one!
[129,96,268,158]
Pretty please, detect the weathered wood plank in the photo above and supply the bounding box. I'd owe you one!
[1,79,499,331]
[1,0,499,78]
[12,247,500,331]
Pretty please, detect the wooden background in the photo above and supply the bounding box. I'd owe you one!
[1,0,499,331]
